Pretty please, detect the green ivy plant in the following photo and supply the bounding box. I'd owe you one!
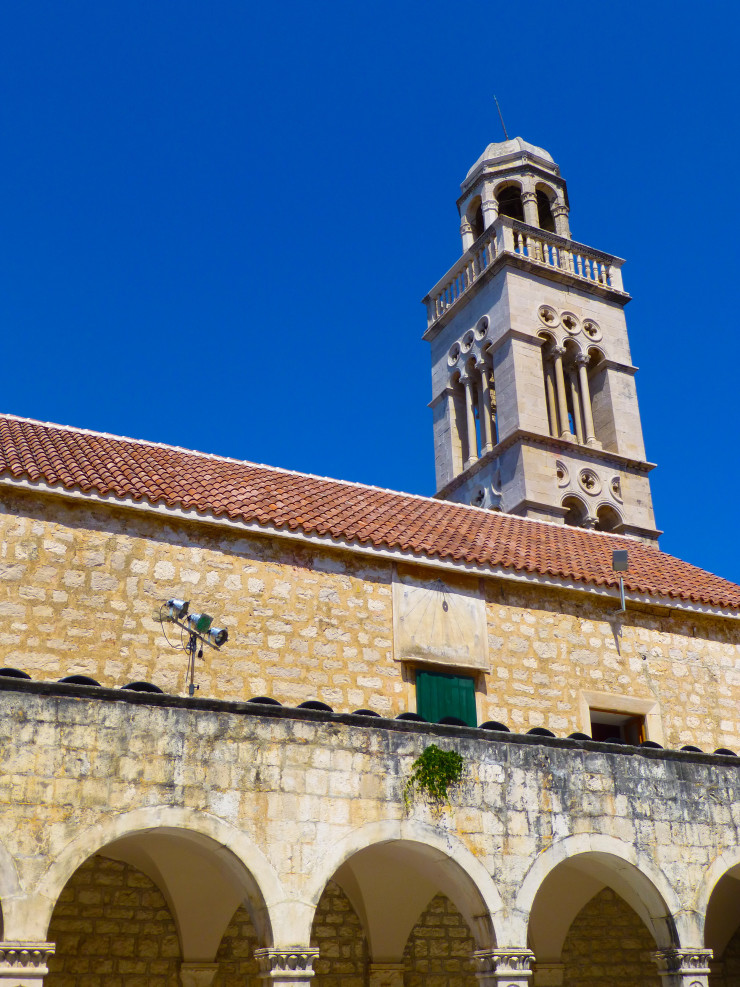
[404,743,464,810]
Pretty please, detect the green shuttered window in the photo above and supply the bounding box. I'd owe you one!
[416,669,477,727]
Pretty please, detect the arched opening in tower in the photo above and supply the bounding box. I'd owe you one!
[562,495,588,528]
[596,504,622,533]
[496,185,524,222]
[468,198,484,241]
[536,190,556,233]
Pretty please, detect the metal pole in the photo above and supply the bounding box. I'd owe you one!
[617,575,626,614]
[188,632,197,696]
[494,95,509,141]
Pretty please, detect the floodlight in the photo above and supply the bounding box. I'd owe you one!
[167,598,190,620]
[207,626,228,648]
[612,550,628,614]
[612,550,629,572]
[187,612,213,634]
[160,597,228,697]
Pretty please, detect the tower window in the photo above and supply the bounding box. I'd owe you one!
[596,504,621,532]
[469,202,484,241]
[416,669,477,727]
[496,186,524,222]
[536,190,556,233]
[562,495,588,527]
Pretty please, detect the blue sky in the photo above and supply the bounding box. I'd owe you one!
[1,1,738,584]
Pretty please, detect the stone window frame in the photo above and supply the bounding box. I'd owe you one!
[578,690,664,745]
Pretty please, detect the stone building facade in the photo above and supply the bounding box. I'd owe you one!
[1,136,740,987]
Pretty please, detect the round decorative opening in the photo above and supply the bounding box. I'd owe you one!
[447,343,460,366]
[578,469,601,496]
[561,311,580,334]
[555,461,569,487]
[610,476,623,502]
[538,305,558,327]
[461,330,475,352]
[475,316,489,339]
[582,319,602,342]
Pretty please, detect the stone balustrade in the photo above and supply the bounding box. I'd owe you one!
[424,218,625,330]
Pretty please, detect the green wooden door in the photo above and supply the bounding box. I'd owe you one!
[416,670,477,727]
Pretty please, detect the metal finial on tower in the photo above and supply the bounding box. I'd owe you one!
[494,95,509,141]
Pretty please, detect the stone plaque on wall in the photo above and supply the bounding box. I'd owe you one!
[392,567,488,671]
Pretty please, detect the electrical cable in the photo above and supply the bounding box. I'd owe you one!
[158,603,184,651]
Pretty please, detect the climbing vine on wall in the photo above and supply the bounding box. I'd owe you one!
[404,743,464,809]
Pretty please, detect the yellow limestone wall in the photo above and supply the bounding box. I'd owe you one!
[43,856,480,987]
[403,894,476,987]
[44,853,666,987]
[46,855,181,987]
[559,888,659,987]
[1,486,740,749]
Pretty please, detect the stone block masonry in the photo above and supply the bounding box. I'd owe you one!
[0,680,739,979]
[1,488,740,752]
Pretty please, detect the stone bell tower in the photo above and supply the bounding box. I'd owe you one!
[423,137,659,543]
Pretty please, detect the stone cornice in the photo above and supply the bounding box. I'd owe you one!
[3,676,740,767]
[434,431,657,503]
[459,161,563,200]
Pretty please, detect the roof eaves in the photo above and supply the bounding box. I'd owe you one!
[2,472,739,621]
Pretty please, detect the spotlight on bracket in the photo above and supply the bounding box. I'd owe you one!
[612,550,629,614]
[159,599,229,698]
[187,611,213,635]
[206,626,228,648]
[166,598,190,621]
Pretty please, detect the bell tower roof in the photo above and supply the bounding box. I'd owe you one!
[463,136,559,189]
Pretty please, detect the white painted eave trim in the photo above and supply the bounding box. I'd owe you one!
[1,473,738,622]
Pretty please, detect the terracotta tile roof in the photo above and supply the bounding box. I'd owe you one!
[1,414,739,611]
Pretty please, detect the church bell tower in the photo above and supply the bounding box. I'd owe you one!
[423,137,659,542]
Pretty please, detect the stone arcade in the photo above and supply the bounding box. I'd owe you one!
[1,138,740,987]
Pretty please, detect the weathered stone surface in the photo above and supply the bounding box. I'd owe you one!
[1,490,739,751]
[0,684,738,958]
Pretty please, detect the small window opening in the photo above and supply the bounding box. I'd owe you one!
[416,669,477,727]
[470,203,484,241]
[596,505,621,532]
[590,709,646,745]
[497,186,524,222]
[562,496,587,528]
[536,190,556,233]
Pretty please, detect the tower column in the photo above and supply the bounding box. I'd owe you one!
[552,201,571,238]
[461,374,478,468]
[552,347,574,440]
[481,182,499,229]
[568,368,584,443]
[477,360,495,453]
[521,190,539,228]
[544,360,559,437]
[460,217,475,251]
[576,354,599,447]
